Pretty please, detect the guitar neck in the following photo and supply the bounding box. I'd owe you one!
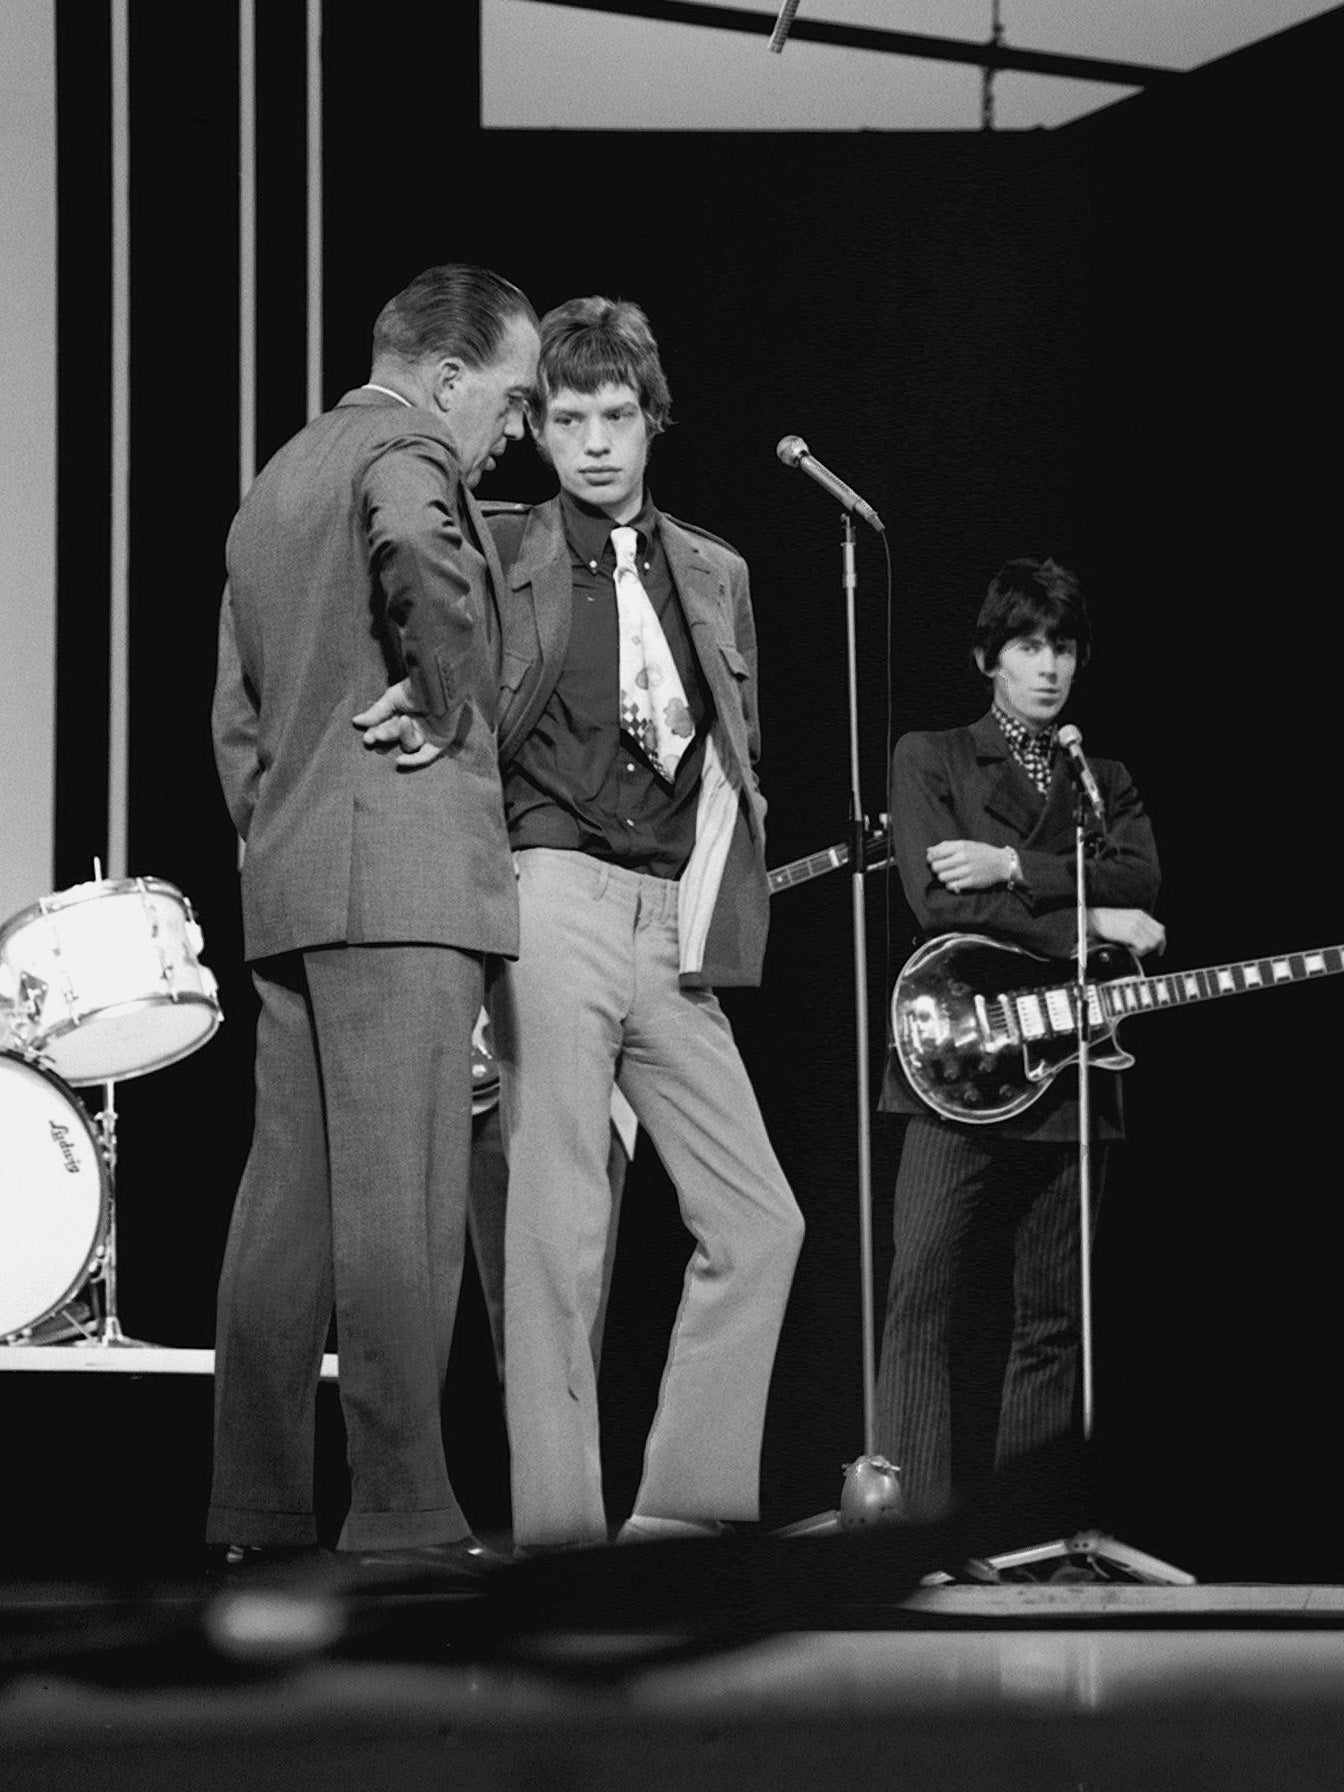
[767,842,851,894]
[1101,945,1344,1021]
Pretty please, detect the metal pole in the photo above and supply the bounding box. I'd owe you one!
[841,514,877,1453]
[1073,811,1095,1439]
[108,0,129,881]
[306,0,323,421]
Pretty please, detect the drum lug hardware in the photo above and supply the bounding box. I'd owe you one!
[17,970,48,1025]
[36,924,83,1023]
[140,887,161,939]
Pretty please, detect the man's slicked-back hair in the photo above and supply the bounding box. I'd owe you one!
[532,296,672,437]
[973,556,1092,675]
[372,264,537,369]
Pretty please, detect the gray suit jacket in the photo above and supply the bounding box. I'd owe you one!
[486,497,771,987]
[213,387,518,962]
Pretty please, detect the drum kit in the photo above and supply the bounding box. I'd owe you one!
[0,868,222,1348]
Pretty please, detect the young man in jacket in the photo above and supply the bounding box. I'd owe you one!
[488,297,804,1551]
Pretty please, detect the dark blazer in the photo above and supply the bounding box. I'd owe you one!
[485,496,771,987]
[213,387,518,962]
[880,712,1161,1138]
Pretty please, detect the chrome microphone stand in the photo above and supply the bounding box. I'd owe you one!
[780,507,902,1537]
[965,788,1192,1584]
[1074,802,1097,1444]
[842,512,880,1466]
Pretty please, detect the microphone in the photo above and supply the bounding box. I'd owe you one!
[1056,724,1106,832]
[776,435,885,532]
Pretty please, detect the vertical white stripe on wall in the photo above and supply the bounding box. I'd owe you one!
[108,0,130,881]
[307,0,322,421]
[239,0,256,496]
[236,0,256,876]
[0,0,57,917]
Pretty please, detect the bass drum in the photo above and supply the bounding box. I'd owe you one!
[0,1053,108,1341]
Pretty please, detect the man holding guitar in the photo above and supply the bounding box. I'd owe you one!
[875,557,1164,1523]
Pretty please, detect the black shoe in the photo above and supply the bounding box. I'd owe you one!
[337,1535,508,1588]
[207,1542,326,1580]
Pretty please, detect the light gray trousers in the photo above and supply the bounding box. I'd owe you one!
[492,849,804,1550]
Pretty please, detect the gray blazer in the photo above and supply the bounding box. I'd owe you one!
[486,496,772,987]
[213,387,518,962]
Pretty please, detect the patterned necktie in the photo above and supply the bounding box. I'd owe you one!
[611,525,694,783]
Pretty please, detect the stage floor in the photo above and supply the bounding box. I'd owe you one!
[5,1346,1344,1786]
[0,1343,340,1379]
[4,1569,1344,1790]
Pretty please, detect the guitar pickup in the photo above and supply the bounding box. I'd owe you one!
[1012,992,1048,1040]
[1043,989,1076,1034]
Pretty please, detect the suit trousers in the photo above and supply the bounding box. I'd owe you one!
[466,1101,629,1388]
[207,942,482,1551]
[493,849,804,1550]
[874,1115,1106,1521]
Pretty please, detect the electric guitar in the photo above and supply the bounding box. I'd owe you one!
[471,822,892,1114]
[891,930,1344,1125]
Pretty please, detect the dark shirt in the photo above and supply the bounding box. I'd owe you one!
[505,489,713,879]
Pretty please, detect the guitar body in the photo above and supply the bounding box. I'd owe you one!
[891,933,1138,1125]
[894,928,1344,1125]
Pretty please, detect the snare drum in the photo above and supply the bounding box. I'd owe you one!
[0,1053,108,1341]
[0,877,222,1085]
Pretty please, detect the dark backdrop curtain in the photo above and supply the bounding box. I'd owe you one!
[35,0,1342,1579]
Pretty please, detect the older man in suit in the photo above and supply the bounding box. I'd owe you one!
[208,263,538,1577]
[875,557,1165,1525]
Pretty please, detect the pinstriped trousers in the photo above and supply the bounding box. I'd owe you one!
[874,1115,1105,1520]
[492,849,804,1551]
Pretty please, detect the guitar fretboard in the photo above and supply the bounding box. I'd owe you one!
[767,844,851,893]
[1101,945,1344,1020]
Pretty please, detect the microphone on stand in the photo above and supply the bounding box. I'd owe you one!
[1057,724,1107,832]
[776,435,885,532]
